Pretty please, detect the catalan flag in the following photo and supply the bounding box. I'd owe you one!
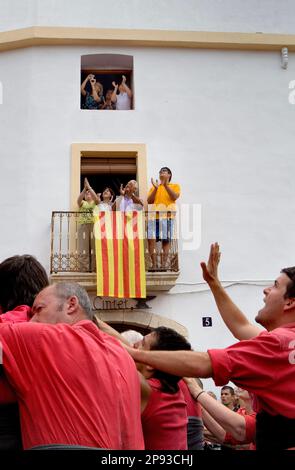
[94,211,146,298]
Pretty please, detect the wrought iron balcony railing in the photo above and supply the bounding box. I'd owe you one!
[50,211,179,274]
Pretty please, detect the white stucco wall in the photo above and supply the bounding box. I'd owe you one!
[1,0,295,34]
[1,2,295,394]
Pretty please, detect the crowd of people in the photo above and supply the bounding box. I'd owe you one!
[81,74,132,110]
[0,239,294,450]
[77,167,180,271]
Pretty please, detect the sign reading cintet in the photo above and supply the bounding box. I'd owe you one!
[93,297,137,310]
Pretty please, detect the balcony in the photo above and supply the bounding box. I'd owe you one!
[50,211,180,292]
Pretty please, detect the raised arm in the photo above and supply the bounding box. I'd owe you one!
[147,179,158,204]
[131,193,143,207]
[201,408,226,443]
[126,347,213,378]
[121,75,132,98]
[201,243,261,340]
[163,178,179,201]
[185,378,247,442]
[84,178,99,205]
[81,74,92,96]
[77,188,86,207]
[93,316,131,346]
[111,82,118,103]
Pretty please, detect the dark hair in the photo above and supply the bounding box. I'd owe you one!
[159,167,172,182]
[0,255,49,313]
[281,267,295,299]
[150,326,191,394]
[221,385,235,396]
[103,187,115,199]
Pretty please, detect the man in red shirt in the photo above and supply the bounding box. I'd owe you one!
[0,254,49,450]
[126,244,295,450]
[0,282,144,450]
[220,386,237,411]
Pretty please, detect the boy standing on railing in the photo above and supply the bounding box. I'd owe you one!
[147,167,180,270]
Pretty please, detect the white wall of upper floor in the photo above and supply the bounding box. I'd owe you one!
[0,44,294,281]
[1,0,295,34]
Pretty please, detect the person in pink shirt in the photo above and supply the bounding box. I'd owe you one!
[126,243,295,450]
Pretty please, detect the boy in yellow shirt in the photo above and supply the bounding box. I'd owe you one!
[147,167,180,270]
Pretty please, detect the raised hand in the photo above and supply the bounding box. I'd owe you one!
[151,178,159,189]
[162,174,170,186]
[120,184,125,196]
[112,81,118,88]
[87,74,95,81]
[122,75,126,83]
[200,243,221,285]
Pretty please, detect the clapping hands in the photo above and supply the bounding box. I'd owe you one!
[151,178,159,189]
[84,177,91,190]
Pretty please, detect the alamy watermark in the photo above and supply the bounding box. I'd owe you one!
[93,204,202,252]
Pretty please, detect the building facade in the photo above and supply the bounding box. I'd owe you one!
[1,0,295,391]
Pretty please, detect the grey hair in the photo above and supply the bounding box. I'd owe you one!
[121,329,143,346]
[54,282,93,320]
[129,180,138,191]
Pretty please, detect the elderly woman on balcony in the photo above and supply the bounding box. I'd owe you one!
[77,178,99,272]
[115,180,143,212]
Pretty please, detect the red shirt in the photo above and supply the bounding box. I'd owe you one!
[0,320,144,450]
[208,323,295,418]
[178,380,202,418]
[224,408,257,449]
[0,305,31,323]
[142,378,188,450]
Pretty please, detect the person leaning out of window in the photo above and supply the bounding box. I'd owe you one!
[111,75,132,110]
[81,74,103,110]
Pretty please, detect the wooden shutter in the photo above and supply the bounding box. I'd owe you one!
[81,157,136,175]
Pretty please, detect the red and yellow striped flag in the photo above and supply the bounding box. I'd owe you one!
[94,211,146,298]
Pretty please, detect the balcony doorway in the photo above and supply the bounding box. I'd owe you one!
[80,156,137,199]
[71,143,147,209]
